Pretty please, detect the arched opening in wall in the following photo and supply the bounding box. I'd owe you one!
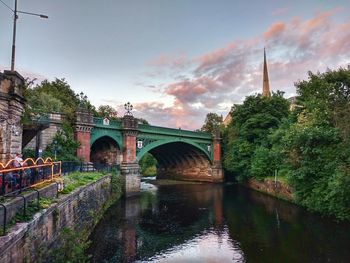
[144,142,212,181]
[139,153,158,177]
[90,136,121,165]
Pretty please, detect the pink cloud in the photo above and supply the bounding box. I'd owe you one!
[263,22,286,40]
[148,53,188,69]
[136,9,350,129]
[196,43,237,72]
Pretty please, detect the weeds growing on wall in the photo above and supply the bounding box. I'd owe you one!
[49,227,91,263]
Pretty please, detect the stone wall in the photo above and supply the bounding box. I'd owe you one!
[0,175,118,263]
[0,71,25,163]
[246,178,294,201]
[25,113,63,151]
[0,184,58,227]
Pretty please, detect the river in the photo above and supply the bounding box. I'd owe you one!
[87,179,350,262]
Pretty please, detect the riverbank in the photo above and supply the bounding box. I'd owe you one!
[0,173,122,263]
[244,178,294,202]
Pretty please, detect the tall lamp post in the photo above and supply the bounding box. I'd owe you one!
[8,0,48,71]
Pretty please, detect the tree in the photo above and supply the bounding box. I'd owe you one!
[279,67,350,220]
[296,67,350,140]
[96,105,118,119]
[201,113,223,134]
[223,92,290,181]
[137,118,149,125]
[139,153,157,177]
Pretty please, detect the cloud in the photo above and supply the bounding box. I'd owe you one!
[148,53,188,69]
[0,65,48,85]
[272,7,289,16]
[134,10,350,129]
[263,22,286,40]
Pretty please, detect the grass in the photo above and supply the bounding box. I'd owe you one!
[61,172,106,194]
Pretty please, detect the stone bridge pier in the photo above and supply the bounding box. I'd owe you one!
[0,71,25,163]
[120,115,141,196]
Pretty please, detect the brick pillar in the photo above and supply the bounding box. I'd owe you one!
[0,71,25,163]
[121,115,140,196]
[74,108,93,162]
[211,129,224,182]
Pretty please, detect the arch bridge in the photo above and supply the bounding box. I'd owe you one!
[74,111,223,195]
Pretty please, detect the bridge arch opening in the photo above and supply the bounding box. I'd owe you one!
[138,141,213,181]
[90,136,121,165]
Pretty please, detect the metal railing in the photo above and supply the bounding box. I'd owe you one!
[60,161,119,175]
[0,157,61,196]
[0,158,118,235]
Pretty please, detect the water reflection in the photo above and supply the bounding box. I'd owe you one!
[88,181,350,263]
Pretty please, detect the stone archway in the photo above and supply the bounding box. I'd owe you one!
[139,141,215,182]
[90,136,121,165]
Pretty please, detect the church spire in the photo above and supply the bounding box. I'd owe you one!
[262,48,271,97]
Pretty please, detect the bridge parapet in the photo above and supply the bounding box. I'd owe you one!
[93,117,122,128]
[138,124,211,139]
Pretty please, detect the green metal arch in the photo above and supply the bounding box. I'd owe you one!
[90,131,123,149]
[136,138,212,163]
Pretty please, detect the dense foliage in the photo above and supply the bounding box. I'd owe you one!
[139,153,157,177]
[223,67,350,220]
[200,112,223,134]
[223,91,290,181]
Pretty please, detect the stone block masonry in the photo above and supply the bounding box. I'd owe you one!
[0,183,58,227]
[0,175,119,263]
[0,71,25,163]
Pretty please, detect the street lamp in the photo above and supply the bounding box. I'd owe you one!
[5,0,49,71]
[124,102,133,116]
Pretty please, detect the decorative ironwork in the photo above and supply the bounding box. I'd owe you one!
[124,102,133,116]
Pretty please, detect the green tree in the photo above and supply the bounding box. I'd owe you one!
[223,92,290,181]
[278,67,350,220]
[96,105,118,119]
[44,123,80,161]
[137,118,149,125]
[139,153,157,177]
[201,113,223,134]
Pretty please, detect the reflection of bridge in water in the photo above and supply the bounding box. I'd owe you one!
[88,182,227,262]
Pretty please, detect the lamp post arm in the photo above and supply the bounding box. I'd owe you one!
[17,10,48,18]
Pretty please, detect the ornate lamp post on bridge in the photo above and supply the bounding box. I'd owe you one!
[121,102,141,196]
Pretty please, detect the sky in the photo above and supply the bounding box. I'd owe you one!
[0,0,349,130]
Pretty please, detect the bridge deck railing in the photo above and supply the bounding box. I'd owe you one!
[138,124,212,139]
[92,117,212,139]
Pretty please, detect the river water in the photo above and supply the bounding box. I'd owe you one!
[88,179,350,262]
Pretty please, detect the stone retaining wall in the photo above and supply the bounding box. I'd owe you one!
[246,178,294,201]
[0,175,117,263]
[0,183,58,227]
